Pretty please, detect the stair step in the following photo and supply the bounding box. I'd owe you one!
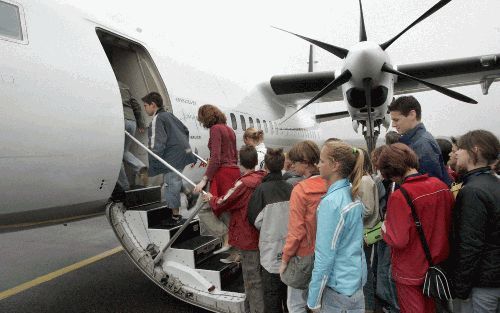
[149,219,201,244]
[146,204,172,226]
[124,186,162,209]
[196,252,242,291]
[172,236,222,266]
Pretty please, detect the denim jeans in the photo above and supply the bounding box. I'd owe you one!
[117,119,146,190]
[287,286,307,313]
[321,288,365,313]
[163,171,182,209]
[376,240,400,312]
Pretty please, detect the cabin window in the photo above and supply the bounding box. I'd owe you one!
[0,1,23,41]
[263,120,268,133]
[256,118,261,130]
[248,117,254,128]
[240,115,246,130]
[230,113,237,130]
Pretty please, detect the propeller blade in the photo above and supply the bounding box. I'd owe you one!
[380,0,451,50]
[381,63,478,104]
[281,70,352,124]
[359,0,367,42]
[272,26,348,59]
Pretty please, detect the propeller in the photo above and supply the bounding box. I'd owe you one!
[280,70,352,124]
[381,63,478,104]
[359,0,367,42]
[272,26,348,59]
[380,0,452,50]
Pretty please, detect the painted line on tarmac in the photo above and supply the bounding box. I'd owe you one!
[0,246,124,301]
[0,212,104,230]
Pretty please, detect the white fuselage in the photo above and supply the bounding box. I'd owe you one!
[0,0,320,219]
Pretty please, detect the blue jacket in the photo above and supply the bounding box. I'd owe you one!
[400,123,452,186]
[307,178,366,310]
[148,108,196,176]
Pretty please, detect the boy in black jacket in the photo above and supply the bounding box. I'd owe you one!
[248,148,293,313]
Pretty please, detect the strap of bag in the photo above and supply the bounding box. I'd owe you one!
[399,186,434,267]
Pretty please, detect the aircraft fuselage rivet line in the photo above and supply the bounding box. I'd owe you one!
[0,246,124,301]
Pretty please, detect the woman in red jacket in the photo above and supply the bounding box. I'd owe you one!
[378,143,454,313]
[194,104,240,252]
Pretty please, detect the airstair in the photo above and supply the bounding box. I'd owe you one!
[106,132,246,313]
[106,186,245,312]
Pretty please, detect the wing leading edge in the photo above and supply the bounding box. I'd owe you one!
[270,53,500,101]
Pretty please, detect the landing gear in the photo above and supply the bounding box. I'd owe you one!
[363,78,378,155]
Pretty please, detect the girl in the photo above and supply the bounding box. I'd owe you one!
[194,104,240,253]
[243,127,267,170]
[307,141,366,312]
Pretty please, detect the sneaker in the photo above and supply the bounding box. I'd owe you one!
[220,253,241,264]
[213,245,231,255]
[172,214,183,222]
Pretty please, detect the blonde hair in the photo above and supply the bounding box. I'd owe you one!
[243,127,264,143]
[322,141,364,198]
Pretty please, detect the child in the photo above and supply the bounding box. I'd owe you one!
[248,148,293,313]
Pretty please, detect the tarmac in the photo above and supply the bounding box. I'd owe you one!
[0,214,210,313]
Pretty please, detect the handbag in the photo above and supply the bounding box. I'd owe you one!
[399,186,452,300]
[280,254,314,290]
[364,221,383,245]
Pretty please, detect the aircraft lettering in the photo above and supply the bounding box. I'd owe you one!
[175,97,197,106]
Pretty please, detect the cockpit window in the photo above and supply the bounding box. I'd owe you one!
[0,1,23,41]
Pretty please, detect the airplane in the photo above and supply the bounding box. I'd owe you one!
[0,0,499,312]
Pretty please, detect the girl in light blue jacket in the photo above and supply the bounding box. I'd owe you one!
[307,141,367,313]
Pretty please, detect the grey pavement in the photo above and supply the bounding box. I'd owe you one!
[0,215,209,313]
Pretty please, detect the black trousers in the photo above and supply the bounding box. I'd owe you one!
[261,266,288,313]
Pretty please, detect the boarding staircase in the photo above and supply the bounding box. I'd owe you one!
[106,185,245,313]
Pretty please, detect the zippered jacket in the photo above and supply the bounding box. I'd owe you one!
[210,170,266,250]
[382,174,453,286]
[400,123,452,186]
[147,108,196,176]
[450,168,500,299]
[282,175,327,263]
[307,178,366,310]
[248,172,293,273]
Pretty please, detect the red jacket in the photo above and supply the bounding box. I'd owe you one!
[210,170,266,250]
[383,174,454,285]
[205,124,238,180]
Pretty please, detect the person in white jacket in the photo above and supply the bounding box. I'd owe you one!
[243,127,267,170]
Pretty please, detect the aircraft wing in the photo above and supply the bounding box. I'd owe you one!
[270,53,500,102]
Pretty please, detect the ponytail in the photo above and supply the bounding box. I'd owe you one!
[322,142,365,198]
[349,148,364,198]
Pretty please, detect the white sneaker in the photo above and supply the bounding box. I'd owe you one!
[213,245,231,255]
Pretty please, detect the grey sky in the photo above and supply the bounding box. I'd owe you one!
[64,0,500,138]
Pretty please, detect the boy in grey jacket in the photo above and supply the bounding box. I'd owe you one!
[248,148,293,313]
[142,92,196,222]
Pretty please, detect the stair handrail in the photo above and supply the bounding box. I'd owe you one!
[124,131,208,265]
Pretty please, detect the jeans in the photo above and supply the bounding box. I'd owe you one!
[364,244,375,310]
[376,240,400,312]
[241,250,264,313]
[287,287,307,313]
[321,288,365,313]
[117,119,146,190]
[261,267,287,313]
[163,171,182,209]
